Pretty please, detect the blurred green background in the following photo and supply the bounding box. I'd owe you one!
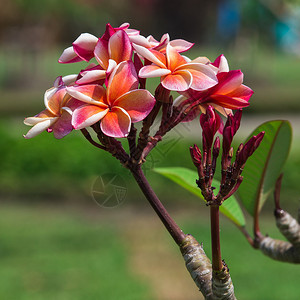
[1,0,300,299]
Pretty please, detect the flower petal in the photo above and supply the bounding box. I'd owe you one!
[212,54,229,73]
[106,61,139,105]
[226,84,254,101]
[182,63,218,91]
[133,44,166,68]
[72,104,109,130]
[129,34,152,47]
[66,85,107,107]
[166,44,187,71]
[209,94,250,109]
[139,65,171,78]
[161,70,192,91]
[58,47,82,64]
[109,30,133,64]
[73,33,98,61]
[100,106,131,138]
[169,39,194,52]
[76,69,106,85]
[114,89,155,122]
[51,108,73,139]
[44,87,66,115]
[94,38,109,69]
[24,118,57,139]
[215,70,244,95]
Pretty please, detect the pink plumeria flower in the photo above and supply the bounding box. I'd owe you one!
[66,61,155,138]
[174,54,253,120]
[58,22,138,64]
[75,29,134,85]
[130,32,194,53]
[136,43,218,92]
[24,75,77,139]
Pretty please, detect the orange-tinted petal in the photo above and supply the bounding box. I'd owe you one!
[166,44,187,71]
[100,106,131,138]
[44,87,65,115]
[114,89,155,122]
[106,61,138,105]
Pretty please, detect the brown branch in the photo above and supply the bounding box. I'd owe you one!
[130,165,185,245]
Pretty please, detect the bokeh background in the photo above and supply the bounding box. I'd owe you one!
[1,0,300,299]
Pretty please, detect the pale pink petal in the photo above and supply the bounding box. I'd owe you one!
[166,44,187,71]
[106,61,139,105]
[24,109,55,126]
[113,89,155,122]
[66,85,107,107]
[24,118,58,139]
[106,59,117,75]
[51,108,73,139]
[94,38,109,69]
[139,65,171,78]
[61,74,78,86]
[54,76,63,87]
[58,47,82,64]
[173,95,187,107]
[181,63,218,91]
[72,104,109,130]
[100,107,131,138]
[212,54,229,73]
[213,104,233,117]
[215,70,243,95]
[75,69,106,85]
[169,39,194,52]
[152,33,169,51]
[191,56,211,64]
[161,70,192,91]
[133,44,166,68]
[109,30,133,64]
[209,94,250,109]
[73,33,98,61]
[129,34,152,47]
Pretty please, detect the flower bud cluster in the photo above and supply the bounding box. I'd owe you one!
[190,106,264,205]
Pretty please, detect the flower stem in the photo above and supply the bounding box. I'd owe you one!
[130,165,185,245]
[210,205,223,272]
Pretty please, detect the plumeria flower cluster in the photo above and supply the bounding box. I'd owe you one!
[190,106,264,205]
[24,22,254,148]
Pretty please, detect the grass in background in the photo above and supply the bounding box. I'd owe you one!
[0,205,153,300]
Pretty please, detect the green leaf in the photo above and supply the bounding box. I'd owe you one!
[237,120,292,216]
[154,167,246,227]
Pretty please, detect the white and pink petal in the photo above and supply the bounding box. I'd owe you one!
[139,65,171,78]
[73,33,98,61]
[72,104,109,130]
[66,85,107,107]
